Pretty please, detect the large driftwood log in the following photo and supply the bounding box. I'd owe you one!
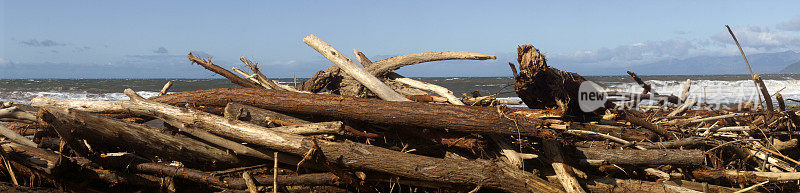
[78,89,562,192]
[576,148,705,165]
[224,102,311,127]
[142,88,558,138]
[303,34,409,102]
[37,106,245,169]
[513,45,589,117]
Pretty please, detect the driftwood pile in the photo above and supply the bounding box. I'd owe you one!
[0,34,799,192]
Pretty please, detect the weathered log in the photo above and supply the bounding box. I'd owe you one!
[37,106,244,169]
[693,169,800,183]
[776,93,786,111]
[637,137,705,149]
[0,107,37,122]
[240,57,287,91]
[145,88,558,138]
[188,53,259,88]
[626,71,657,95]
[567,122,656,142]
[623,111,673,139]
[1,142,161,187]
[680,79,691,102]
[514,44,588,117]
[341,50,495,98]
[580,176,740,193]
[753,74,773,112]
[667,99,696,117]
[575,148,705,165]
[159,80,173,96]
[544,140,587,193]
[120,89,563,192]
[135,162,340,189]
[224,102,311,127]
[303,34,409,102]
[387,73,465,105]
[0,124,37,148]
[300,66,341,93]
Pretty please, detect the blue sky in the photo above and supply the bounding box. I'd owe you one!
[2,0,800,78]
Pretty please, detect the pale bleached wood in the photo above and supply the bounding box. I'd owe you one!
[667,99,697,117]
[0,107,37,122]
[302,34,409,102]
[367,51,496,77]
[240,57,287,91]
[387,73,465,105]
[543,140,586,193]
[680,79,691,102]
[159,80,173,96]
[0,123,38,147]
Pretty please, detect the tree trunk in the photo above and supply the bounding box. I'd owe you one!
[146,88,559,138]
[513,45,590,117]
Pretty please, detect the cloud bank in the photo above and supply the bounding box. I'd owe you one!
[19,39,66,47]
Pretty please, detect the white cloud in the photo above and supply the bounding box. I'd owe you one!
[711,25,800,52]
[551,38,696,66]
[777,15,800,31]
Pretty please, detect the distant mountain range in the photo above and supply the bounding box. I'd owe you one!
[781,61,800,74]
[627,50,800,75]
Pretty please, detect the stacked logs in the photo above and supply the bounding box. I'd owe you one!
[0,34,798,192]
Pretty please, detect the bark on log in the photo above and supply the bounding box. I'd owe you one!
[146,88,558,138]
[188,53,259,88]
[575,148,705,165]
[37,106,244,169]
[692,169,800,183]
[135,162,340,189]
[753,74,773,112]
[300,66,341,93]
[623,111,673,139]
[121,89,563,192]
[514,45,589,117]
[303,34,409,102]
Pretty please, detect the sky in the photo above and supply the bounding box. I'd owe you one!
[2,0,800,78]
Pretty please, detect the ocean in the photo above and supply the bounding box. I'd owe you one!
[2,74,799,109]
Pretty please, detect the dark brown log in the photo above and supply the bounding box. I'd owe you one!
[188,52,259,88]
[1,142,161,187]
[637,137,705,149]
[514,44,589,117]
[625,71,657,95]
[37,106,244,169]
[135,162,340,189]
[581,176,740,193]
[776,93,786,111]
[151,88,559,139]
[568,122,656,142]
[575,148,705,165]
[622,111,673,139]
[753,74,774,112]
